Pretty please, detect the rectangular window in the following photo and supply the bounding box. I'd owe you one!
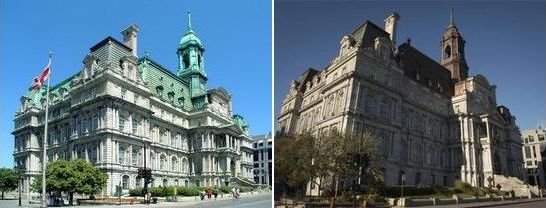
[89,147,97,164]
[132,150,138,165]
[91,88,96,98]
[119,146,125,164]
[119,116,126,132]
[92,114,98,131]
[132,117,138,134]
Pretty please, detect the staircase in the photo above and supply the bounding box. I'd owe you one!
[231,177,258,188]
[494,174,540,198]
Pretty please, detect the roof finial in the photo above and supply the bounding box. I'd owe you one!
[450,8,455,26]
[187,11,192,30]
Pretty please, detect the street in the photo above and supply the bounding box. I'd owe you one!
[0,193,272,208]
[184,194,271,208]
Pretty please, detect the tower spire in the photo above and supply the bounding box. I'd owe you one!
[450,8,455,26]
[187,11,192,31]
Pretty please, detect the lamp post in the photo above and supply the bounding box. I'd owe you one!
[14,164,25,206]
[401,174,405,198]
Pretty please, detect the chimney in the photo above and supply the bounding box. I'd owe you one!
[384,12,401,45]
[121,24,140,56]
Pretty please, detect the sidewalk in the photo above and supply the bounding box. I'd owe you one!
[111,191,270,208]
[429,197,546,208]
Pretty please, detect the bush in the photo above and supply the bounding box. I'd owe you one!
[379,185,436,197]
[218,186,231,193]
[177,186,203,196]
[454,180,473,192]
[239,186,251,193]
[129,188,143,196]
[149,187,165,197]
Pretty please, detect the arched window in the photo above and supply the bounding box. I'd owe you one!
[183,53,190,69]
[175,179,179,186]
[172,156,178,172]
[444,45,451,59]
[122,175,129,190]
[160,155,166,170]
[163,179,168,187]
[135,176,142,188]
[182,158,188,173]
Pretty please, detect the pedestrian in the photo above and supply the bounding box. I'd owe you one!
[207,188,212,199]
[200,190,205,200]
[231,187,237,199]
[213,189,218,200]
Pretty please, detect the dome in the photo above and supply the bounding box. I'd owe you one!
[179,29,202,48]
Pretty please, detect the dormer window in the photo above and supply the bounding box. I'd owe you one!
[178,97,185,107]
[156,86,164,96]
[167,92,175,102]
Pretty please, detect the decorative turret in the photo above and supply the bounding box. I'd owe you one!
[441,9,468,83]
[177,11,207,97]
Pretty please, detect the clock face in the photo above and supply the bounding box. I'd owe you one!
[474,90,489,110]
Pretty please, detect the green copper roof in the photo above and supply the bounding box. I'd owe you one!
[179,11,203,49]
[232,114,250,134]
[25,72,79,109]
[139,56,194,111]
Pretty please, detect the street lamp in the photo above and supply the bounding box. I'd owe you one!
[401,174,406,198]
[14,164,25,206]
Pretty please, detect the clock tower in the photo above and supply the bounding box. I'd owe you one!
[441,9,469,83]
[177,11,207,98]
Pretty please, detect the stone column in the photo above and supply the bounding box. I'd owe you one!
[202,156,206,174]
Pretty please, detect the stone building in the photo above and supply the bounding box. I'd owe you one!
[278,11,527,194]
[12,14,255,198]
[522,128,546,188]
[252,133,272,187]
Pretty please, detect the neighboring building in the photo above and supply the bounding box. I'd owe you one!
[252,133,272,187]
[278,11,527,195]
[522,128,546,188]
[12,13,255,198]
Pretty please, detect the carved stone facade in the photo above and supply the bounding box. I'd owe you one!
[522,128,546,188]
[278,12,524,193]
[13,18,255,198]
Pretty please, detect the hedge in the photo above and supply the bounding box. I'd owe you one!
[129,185,255,197]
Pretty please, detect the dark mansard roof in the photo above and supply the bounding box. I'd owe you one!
[397,42,454,97]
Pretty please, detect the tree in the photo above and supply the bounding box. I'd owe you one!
[0,168,19,200]
[30,159,107,206]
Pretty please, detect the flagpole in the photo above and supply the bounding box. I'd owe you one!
[41,52,52,208]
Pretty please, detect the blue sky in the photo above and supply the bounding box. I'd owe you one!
[0,0,271,168]
[275,1,545,131]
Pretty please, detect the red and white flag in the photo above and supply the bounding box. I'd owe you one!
[31,64,51,92]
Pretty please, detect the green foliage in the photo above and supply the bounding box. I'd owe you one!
[129,187,143,196]
[176,186,203,196]
[149,187,166,197]
[0,168,19,194]
[379,185,436,197]
[239,186,251,193]
[453,180,473,192]
[275,130,381,198]
[72,159,107,195]
[29,160,107,196]
[217,185,231,193]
